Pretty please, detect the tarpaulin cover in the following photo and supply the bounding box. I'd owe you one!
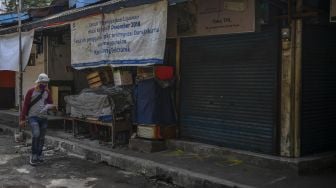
[82,86,133,114]
[133,78,176,125]
[65,92,112,118]
[65,85,133,118]
[0,30,34,71]
[0,12,30,25]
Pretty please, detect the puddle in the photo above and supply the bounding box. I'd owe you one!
[16,168,30,174]
[46,177,98,188]
[44,150,55,157]
[117,170,136,177]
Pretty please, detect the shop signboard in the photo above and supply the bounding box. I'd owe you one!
[177,0,255,36]
[331,0,336,22]
[71,0,168,69]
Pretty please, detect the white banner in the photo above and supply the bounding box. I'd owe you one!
[71,0,168,69]
[331,0,336,22]
[0,30,34,71]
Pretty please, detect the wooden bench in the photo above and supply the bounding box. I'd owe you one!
[63,117,132,147]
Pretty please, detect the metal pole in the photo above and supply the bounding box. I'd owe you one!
[175,37,181,138]
[17,0,23,120]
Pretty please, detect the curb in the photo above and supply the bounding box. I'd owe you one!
[0,123,254,188]
[167,140,336,175]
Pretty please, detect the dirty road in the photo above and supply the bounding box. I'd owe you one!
[0,130,177,188]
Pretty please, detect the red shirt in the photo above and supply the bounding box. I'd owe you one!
[20,87,53,121]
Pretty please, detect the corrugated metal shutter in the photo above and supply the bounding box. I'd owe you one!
[301,25,336,156]
[180,26,279,154]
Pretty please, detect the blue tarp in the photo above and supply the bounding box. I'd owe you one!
[168,0,188,5]
[133,78,176,125]
[69,0,102,8]
[0,12,30,25]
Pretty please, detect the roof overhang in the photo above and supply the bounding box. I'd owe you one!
[0,0,188,35]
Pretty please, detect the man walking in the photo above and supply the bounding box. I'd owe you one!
[19,73,55,166]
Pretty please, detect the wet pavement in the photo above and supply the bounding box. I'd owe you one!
[0,131,178,188]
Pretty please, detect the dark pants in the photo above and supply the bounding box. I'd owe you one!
[28,116,48,156]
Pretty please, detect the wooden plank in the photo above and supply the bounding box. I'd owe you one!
[89,81,102,88]
[86,71,100,80]
[293,0,303,158]
[87,76,101,84]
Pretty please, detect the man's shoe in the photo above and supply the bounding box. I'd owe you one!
[29,156,38,166]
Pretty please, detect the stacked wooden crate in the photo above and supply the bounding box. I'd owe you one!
[87,69,114,88]
[86,71,103,88]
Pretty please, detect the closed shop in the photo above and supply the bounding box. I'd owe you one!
[180,25,279,154]
[301,25,336,155]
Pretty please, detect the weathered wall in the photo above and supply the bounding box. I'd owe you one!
[48,32,73,81]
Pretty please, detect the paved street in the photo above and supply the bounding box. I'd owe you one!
[0,130,177,188]
[1,118,336,188]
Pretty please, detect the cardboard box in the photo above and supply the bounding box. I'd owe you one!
[137,66,154,80]
[113,70,133,86]
[137,124,177,140]
[51,86,72,109]
[137,125,160,139]
[51,86,59,107]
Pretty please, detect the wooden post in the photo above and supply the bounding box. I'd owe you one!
[280,0,302,157]
[293,0,303,158]
[280,28,294,157]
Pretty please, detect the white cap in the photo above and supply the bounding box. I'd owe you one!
[35,73,50,83]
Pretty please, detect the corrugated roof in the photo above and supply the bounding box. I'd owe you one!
[0,0,187,35]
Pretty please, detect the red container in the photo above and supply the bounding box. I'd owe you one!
[155,66,174,80]
[0,71,15,109]
[0,71,15,88]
